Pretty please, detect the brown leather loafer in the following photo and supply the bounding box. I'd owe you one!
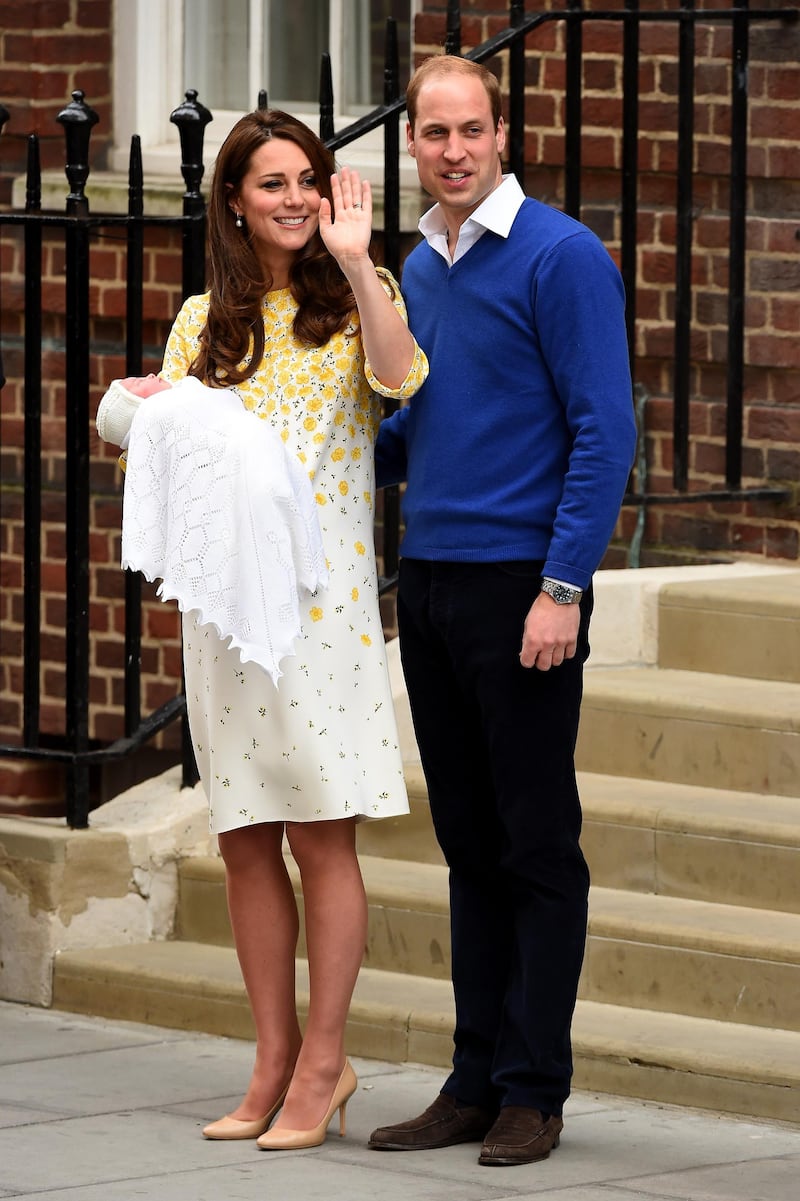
[368,1092,495,1151]
[479,1107,563,1166]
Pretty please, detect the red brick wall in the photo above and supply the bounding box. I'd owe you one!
[414,0,800,568]
[0,220,187,814]
[0,1,187,814]
[0,0,112,197]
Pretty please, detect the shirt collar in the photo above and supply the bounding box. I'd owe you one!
[418,173,526,243]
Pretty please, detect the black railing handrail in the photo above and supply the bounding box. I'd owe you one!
[324,8,799,149]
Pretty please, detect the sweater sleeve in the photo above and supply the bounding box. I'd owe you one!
[367,268,422,488]
[375,405,410,489]
[534,232,637,588]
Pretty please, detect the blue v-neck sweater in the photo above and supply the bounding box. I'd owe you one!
[376,197,637,590]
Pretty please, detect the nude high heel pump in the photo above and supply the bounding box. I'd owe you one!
[256,1061,357,1151]
[202,1084,289,1140]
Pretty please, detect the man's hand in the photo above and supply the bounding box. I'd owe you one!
[519,591,580,671]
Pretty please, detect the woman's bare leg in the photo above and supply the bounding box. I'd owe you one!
[217,821,302,1120]
[273,817,367,1130]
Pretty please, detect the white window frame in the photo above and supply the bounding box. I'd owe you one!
[111,0,421,188]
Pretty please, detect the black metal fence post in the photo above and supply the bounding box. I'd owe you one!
[382,20,401,289]
[445,0,461,56]
[57,91,98,828]
[23,134,43,749]
[564,1,584,219]
[621,0,640,366]
[170,89,211,790]
[124,135,145,737]
[319,54,335,143]
[508,0,526,185]
[672,0,696,492]
[0,103,9,393]
[381,18,402,586]
[726,0,750,488]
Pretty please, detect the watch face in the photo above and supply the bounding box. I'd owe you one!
[543,580,581,604]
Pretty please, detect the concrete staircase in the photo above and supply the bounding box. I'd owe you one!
[52,569,800,1124]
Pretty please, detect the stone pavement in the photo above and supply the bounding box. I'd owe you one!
[1,999,799,1201]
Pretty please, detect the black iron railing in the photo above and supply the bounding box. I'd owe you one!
[0,89,211,824]
[1,2,797,826]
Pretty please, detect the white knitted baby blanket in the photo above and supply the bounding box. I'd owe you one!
[121,376,328,684]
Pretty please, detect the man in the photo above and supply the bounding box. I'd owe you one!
[368,55,637,1167]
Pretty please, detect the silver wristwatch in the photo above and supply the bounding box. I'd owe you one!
[541,578,583,605]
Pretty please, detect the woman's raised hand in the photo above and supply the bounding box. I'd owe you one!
[319,165,417,389]
[318,166,372,267]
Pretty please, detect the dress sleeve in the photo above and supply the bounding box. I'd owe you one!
[363,268,428,399]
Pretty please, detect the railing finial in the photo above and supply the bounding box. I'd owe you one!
[56,90,99,216]
[170,89,213,203]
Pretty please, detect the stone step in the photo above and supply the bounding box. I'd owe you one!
[176,853,451,976]
[354,768,444,865]
[581,888,800,1032]
[577,668,800,796]
[177,854,800,1030]
[657,571,800,683]
[578,772,800,912]
[51,940,800,1125]
[352,766,800,913]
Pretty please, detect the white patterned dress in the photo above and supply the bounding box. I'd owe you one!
[160,273,426,833]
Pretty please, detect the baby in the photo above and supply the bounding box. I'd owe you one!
[96,373,172,450]
[96,372,328,683]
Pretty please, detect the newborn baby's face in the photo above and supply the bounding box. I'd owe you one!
[121,373,172,398]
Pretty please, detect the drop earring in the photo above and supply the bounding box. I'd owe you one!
[235,212,243,229]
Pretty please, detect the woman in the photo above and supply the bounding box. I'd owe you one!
[158,110,427,1149]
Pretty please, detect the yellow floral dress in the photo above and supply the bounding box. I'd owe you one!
[160,272,427,833]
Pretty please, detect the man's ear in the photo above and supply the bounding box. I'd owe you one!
[495,117,506,156]
[406,121,416,158]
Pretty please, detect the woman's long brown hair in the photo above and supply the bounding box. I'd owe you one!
[189,110,356,387]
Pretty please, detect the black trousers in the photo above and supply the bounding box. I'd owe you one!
[397,558,592,1116]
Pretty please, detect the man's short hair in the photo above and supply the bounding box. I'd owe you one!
[406,55,503,131]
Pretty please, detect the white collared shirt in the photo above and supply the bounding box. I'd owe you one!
[418,174,526,265]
